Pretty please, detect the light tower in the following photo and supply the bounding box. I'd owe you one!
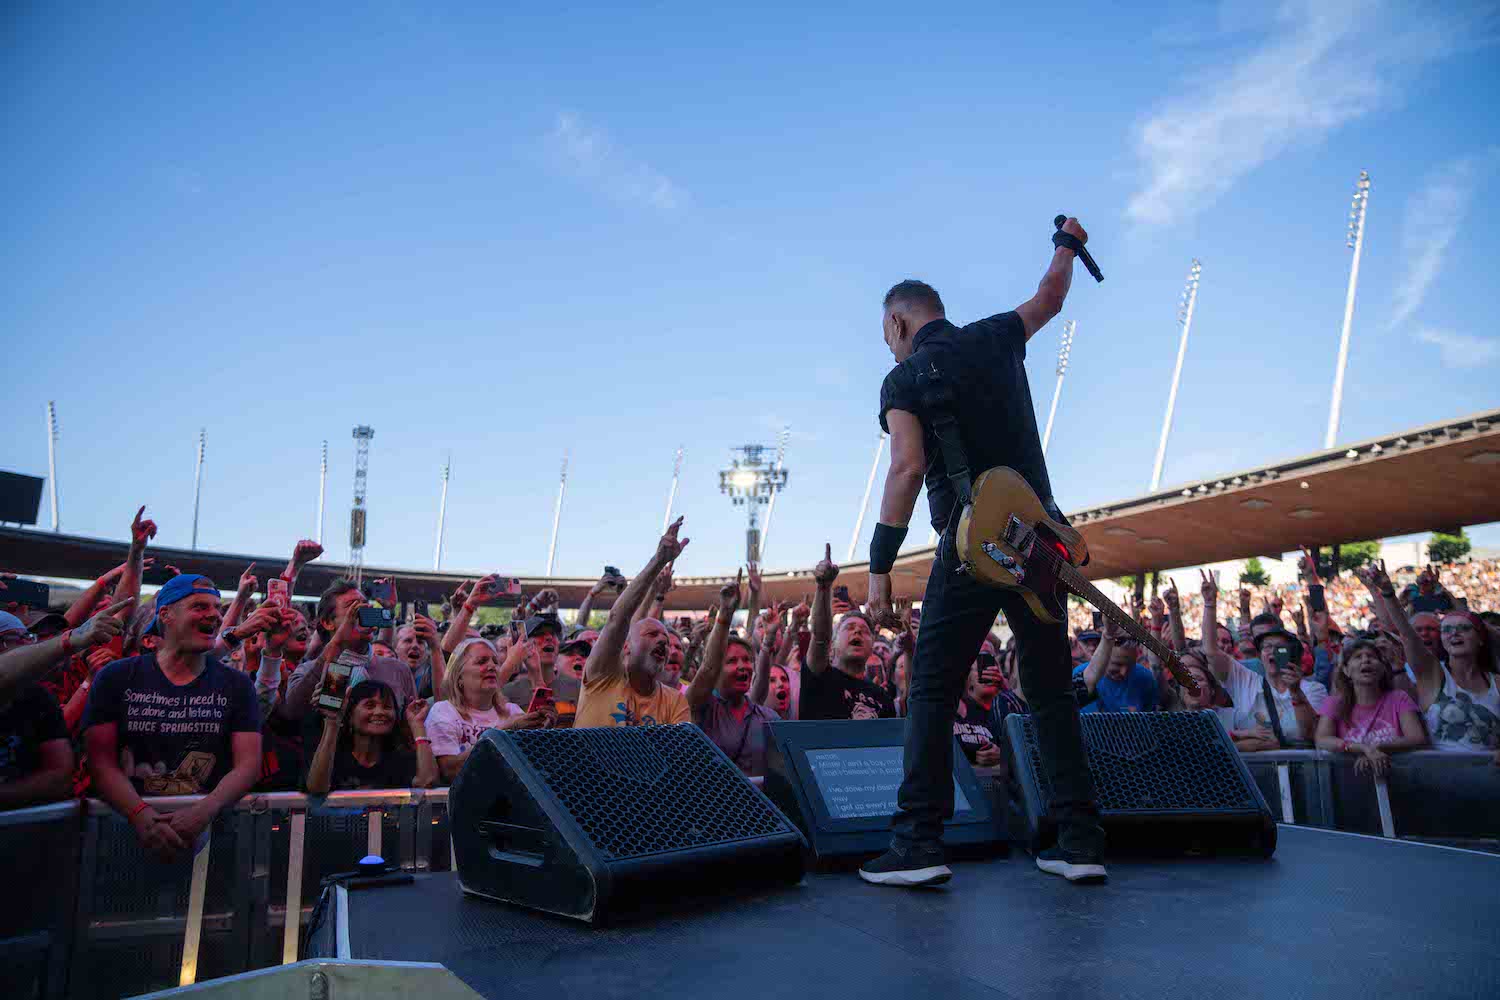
[848,432,888,562]
[661,446,684,532]
[1150,259,1202,492]
[433,455,451,570]
[316,441,328,545]
[348,426,375,584]
[545,452,568,580]
[1325,169,1372,449]
[759,426,791,564]
[719,444,788,566]
[45,401,60,532]
[1041,320,1075,455]
[190,428,206,550]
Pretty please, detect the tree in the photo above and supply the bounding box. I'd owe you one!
[1428,529,1472,564]
[1336,540,1382,572]
[1239,557,1269,586]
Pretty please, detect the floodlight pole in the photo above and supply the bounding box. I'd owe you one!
[848,432,888,563]
[316,441,328,545]
[545,453,568,580]
[433,456,450,570]
[662,445,683,533]
[1041,320,1075,455]
[45,402,60,532]
[190,429,206,550]
[1325,170,1371,450]
[1150,259,1202,492]
[759,426,791,564]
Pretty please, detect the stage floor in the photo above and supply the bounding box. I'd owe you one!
[323,825,1499,1000]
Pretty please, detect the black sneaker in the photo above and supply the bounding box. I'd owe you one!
[1034,845,1107,883]
[858,843,952,887]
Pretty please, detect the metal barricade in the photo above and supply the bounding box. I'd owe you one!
[0,800,83,1000]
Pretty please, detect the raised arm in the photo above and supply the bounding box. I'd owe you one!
[1013,217,1083,340]
[221,562,258,636]
[866,410,923,629]
[687,572,741,711]
[807,544,838,676]
[1080,616,1117,694]
[744,564,763,651]
[584,518,689,683]
[442,576,495,656]
[1199,570,1234,682]
[573,574,612,628]
[113,507,156,617]
[65,558,148,627]
[750,614,780,707]
[634,567,672,628]
[1163,578,1187,652]
[1362,561,1440,692]
[281,539,323,593]
[0,599,128,700]
[414,615,446,697]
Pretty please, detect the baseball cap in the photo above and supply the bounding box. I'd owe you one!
[1076,630,1101,643]
[147,575,221,634]
[559,636,592,655]
[525,614,563,638]
[0,611,26,638]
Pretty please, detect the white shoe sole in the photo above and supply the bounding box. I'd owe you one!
[858,864,953,887]
[1035,857,1108,883]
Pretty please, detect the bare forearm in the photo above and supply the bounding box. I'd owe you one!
[65,578,109,628]
[749,638,773,706]
[198,759,261,816]
[0,634,71,700]
[574,590,598,626]
[1167,606,1186,652]
[89,757,146,818]
[808,585,833,674]
[442,605,475,655]
[412,742,438,788]
[427,645,446,699]
[1033,248,1075,320]
[0,767,71,808]
[115,541,147,611]
[306,725,338,794]
[1082,638,1111,692]
[222,594,251,633]
[688,621,731,708]
[877,468,924,528]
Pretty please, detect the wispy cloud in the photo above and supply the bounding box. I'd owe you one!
[1389,150,1499,329]
[1415,328,1500,368]
[1127,2,1488,226]
[544,111,685,212]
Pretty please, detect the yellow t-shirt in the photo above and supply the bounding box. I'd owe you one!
[574,672,692,728]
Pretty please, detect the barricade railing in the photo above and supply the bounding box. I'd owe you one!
[3,756,1495,998]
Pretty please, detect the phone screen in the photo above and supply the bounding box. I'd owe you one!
[266,578,289,609]
[357,606,394,629]
[527,687,555,714]
[317,661,353,712]
[1274,646,1292,671]
[834,585,851,604]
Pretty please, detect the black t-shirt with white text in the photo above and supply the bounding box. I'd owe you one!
[952,697,1004,763]
[800,664,896,721]
[83,653,260,796]
[318,746,418,792]
[0,685,68,784]
[880,312,1055,533]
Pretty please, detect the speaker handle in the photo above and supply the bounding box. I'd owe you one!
[478,820,553,868]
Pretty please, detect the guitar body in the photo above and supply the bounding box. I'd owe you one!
[955,467,1088,625]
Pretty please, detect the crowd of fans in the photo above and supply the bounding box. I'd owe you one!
[1,504,1498,859]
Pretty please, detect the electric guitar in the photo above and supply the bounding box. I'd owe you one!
[954,467,1198,693]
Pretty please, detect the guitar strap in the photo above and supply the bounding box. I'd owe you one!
[912,360,972,507]
[1260,677,1289,746]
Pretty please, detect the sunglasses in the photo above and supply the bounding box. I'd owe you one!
[1439,623,1475,635]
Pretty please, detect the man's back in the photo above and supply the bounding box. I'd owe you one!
[880,312,1053,534]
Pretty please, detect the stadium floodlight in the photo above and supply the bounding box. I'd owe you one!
[433,455,451,570]
[349,426,375,584]
[191,429,206,550]
[662,445,684,533]
[545,453,568,581]
[45,401,60,532]
[719,443,788,566]
[1041,319,1076,455]
[1150,259,1202,492]
[1325,169,1372,450]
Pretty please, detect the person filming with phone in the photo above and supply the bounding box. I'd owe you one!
[276,580,418,725]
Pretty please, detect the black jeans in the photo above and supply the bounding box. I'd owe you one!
[891,531,1103,855]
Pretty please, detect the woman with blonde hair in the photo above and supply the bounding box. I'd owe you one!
[425,637,547,782]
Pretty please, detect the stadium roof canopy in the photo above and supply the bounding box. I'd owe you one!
[3,408,1497,610]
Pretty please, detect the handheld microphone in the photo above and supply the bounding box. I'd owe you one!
[1054,215,1103,282]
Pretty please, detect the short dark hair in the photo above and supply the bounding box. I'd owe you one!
[882,280,944,316]
[316,578,361,635]
[1249,612,1282,630]
[724,635,754,660]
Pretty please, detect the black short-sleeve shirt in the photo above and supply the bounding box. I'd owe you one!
[879,312,1053,533]
[799,665,897,721]
[0,685,68,784]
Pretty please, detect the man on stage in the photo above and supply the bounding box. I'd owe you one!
[862,217,1106,886]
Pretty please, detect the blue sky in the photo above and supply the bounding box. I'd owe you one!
[4,1,1499,580]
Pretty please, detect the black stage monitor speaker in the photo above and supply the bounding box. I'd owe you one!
[450,724,805,924]
[1005,710,1277,857]
[764,718,1006,869]
[0,472,44,525]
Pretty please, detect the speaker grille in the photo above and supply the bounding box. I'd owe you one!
[510,725,795,860]
[1020,712,1257,812]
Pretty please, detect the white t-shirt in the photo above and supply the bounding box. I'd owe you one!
[1223,659,1327,743]
[425,699,523,758]
[1425,666,1500,752]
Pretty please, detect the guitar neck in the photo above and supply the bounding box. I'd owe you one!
[1056,563,1182,671]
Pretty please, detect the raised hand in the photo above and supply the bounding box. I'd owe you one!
[657,516,691,563]
[1148,594,1166,620]
[237,605,283,637]
[1163,577,1180,611]
[532,587,561,611]
[719,568,745,617]
[130,506,158,547]
[652,568,674,600]
[747,563,763,596]
[467,575,503,609]
[405,697,432,732]
[72,597,134,647]
[411,614,439,646]
[790,600,810,627]
[813,543,839,586]
[237,563,258,598]
[1299,547,1322,586]
[292,539,324,567]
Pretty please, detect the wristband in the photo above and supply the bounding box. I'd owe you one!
[414,736,432,745]
[60,629,75,659]
[1052,231,1084,254]
[129,801,150,821]
[869,522,909,575]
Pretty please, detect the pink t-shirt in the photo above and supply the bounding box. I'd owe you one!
[1317,690,1418,745]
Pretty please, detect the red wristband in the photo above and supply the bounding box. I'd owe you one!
[129,801,150,821]
[60,630,75,659]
